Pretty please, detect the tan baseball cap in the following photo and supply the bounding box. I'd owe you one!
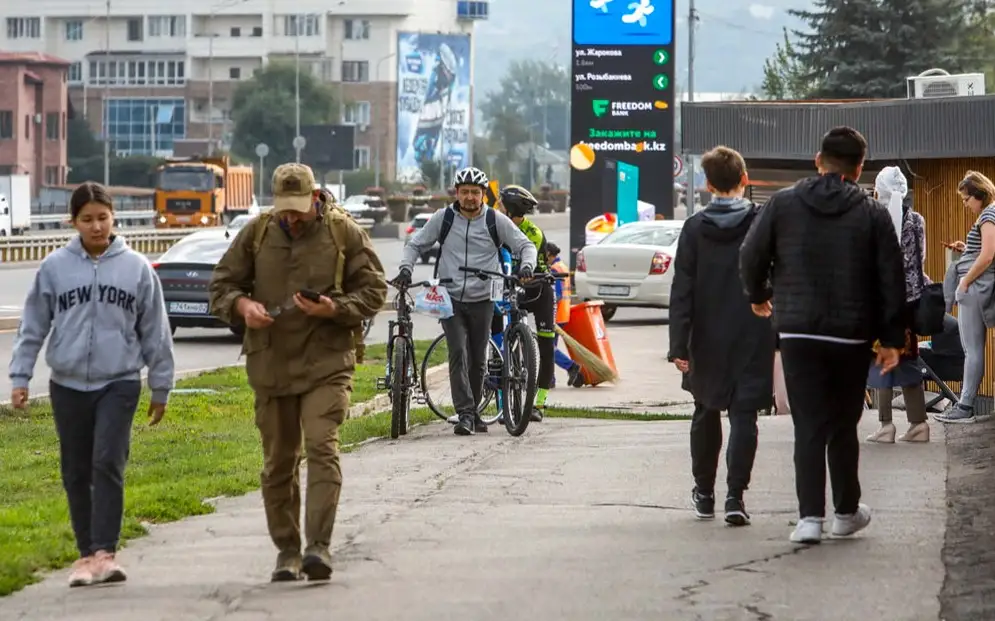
[272,163,317,213]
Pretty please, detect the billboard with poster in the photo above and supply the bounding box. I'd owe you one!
[395,32,472,184]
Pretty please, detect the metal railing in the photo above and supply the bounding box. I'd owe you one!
[30,211,157,226]
[1,216,378,263]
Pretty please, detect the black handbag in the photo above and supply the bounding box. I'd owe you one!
[911,225,945,335]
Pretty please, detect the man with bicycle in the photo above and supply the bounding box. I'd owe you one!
[395,167,537,436]
[498,185,559,420]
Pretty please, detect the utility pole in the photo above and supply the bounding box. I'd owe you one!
[294,15,301,162]
[207,13,215,155]
[684,0,697,214]
[102,0,110,185]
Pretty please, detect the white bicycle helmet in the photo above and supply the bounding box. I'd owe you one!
[453,166,489,189]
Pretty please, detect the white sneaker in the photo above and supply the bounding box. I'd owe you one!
[831,503,872,537]
[446,414,459,425]
[789,517,824,544]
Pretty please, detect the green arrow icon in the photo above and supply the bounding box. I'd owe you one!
[653,74,669,90]
[653,49,669,65]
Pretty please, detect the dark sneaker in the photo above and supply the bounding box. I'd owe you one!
[454,415,474,435]
[271,549,302,582]
[530,407,544,422]
[934,404,976,424]
[691,487,715,520]
[301,545,333,581]
[568,363,585,387]
[724,497,751,527]
[473,416,489,433]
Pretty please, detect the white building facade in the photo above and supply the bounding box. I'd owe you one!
[1,0,489,180]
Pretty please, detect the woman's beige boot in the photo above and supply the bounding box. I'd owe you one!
[866,422,896,443]
[899,422,930,443]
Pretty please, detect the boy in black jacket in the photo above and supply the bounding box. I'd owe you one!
[669,146,775,527]
[739,126,906,544]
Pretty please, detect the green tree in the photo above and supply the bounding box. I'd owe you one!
[759,28,817,99]
[479,60,570,180]
[230,62,341,169]
[66,117,102,161]
[958,0,995,90]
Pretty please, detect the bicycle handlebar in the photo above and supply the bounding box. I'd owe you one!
[392,278,453,290]
[459,266,567,283]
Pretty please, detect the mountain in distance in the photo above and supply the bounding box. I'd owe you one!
[473,0,809,97]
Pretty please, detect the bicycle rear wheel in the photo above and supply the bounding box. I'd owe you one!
[421,332,501,423]
[502,323,538,436]
[390,337,411,439]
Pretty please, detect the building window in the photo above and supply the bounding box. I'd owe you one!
[46,113,59,141]
[148,16,185,38]
[45,166,61,185]
[252,26,263,37]
[88,59,185,86]
[230,26,241,37]
[65,20,84,41]
[6,17,41,39]
[24,114,30,139]
[343,101,371,126]
[354,146,370,170]
[341,61,369,83]
[283,14,320,36]
[344,19,370,40]
[67,61,82,83]
[457,1,490,19]
[229,67,241,79]
[105,97,186,156]
[127,18,143,41]
[0,111,12,139]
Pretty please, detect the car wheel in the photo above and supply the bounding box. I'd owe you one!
[169,322,177,335]
[600,304,618,322]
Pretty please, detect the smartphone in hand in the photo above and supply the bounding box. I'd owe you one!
[298,289,322,303]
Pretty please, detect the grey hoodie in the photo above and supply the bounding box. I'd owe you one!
[9,235,175,402]
[400,204,537,303]
[700,196,754,229]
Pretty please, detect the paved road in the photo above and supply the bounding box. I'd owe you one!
[0,214,573,398]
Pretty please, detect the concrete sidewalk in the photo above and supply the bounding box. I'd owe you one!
[0,314,948,620]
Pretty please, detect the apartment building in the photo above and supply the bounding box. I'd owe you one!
[1,0,489,182]
[0,51,69,196]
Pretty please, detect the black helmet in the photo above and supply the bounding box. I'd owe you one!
[499,185,537,218]
[453,166,488,189]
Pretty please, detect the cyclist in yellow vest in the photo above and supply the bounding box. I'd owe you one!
[547,243,584,387]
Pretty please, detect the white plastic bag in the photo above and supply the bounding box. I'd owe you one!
[414,281,454,319]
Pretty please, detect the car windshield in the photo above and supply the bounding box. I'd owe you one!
[158,169,215,191]
[600,225,680,247]
[227,215,252,230]
[158,237,232,264]
[343,196,368,205]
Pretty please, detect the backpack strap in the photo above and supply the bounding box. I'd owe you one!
[323,205,367,362]
[252,211,274,255]
[485,208,500,249]
[433,205,501,278]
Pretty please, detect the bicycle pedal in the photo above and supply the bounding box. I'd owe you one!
[376,378,388,390]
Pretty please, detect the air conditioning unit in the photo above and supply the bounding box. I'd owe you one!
[907,72,986,99]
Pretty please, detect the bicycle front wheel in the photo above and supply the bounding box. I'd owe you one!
[421,332,501,423]
[390,336,411,439]
[502,323,538,437]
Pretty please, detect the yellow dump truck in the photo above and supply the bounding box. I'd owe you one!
[154,156,254,228]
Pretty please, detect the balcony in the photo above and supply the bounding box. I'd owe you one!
[457,1,489,20]
[187,35,263,59]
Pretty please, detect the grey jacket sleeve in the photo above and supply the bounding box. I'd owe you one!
[400,210,445,272]
[137,259,175,403]
[494,212,537,270]
[8,264,55,390]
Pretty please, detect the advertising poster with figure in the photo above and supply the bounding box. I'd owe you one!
[395,32,472,184]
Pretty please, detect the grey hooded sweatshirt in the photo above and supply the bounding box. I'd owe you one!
[9,235,176,402]
[400,203,537,303]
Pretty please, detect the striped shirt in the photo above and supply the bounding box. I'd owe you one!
[964,204,995,256]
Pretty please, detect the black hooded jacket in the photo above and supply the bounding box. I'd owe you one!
[739,173,907,348]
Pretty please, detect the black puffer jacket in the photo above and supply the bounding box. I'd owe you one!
[739,173,906,349]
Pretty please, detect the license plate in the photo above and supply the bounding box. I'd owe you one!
[176,216,191,223]
[168,301,208,314]
[598,285,630,296]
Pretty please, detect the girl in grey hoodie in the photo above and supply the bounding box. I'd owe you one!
[8,182,175,588]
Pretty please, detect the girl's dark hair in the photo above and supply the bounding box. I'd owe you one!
[69,182,114,220]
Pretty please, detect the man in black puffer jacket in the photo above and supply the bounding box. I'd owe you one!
[739,126,906,546]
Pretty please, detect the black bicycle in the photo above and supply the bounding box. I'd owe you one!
[377,278,450,439]
[459,267,565,436]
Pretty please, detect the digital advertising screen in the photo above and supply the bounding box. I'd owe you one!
[569,0,676,265]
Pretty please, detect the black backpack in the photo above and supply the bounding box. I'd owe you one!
[433,206,502,277]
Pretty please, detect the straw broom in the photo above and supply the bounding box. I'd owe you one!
[554,325,618,385]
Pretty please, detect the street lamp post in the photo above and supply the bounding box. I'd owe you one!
[373,52,396,189]
[102,0,110,185]
[295,14,302,162]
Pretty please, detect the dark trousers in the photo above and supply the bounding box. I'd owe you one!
[49,380,141,556]
[690,403,759,498]
[779,339,870,519]
[441,300,494,418]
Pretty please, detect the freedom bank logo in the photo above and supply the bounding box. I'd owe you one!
[574,0,673,46]
[592,99,669,117]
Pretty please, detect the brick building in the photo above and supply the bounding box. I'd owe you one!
[0,51,70,196]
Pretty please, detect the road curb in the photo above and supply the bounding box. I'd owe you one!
[0,317,18,330]
[347,363,447,419]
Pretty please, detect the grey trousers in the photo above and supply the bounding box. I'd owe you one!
[956,288,988,408]
[50,380,141,556]
[441,300,494,418]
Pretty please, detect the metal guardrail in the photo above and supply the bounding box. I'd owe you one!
[0,217,378,263]
[31,211,157,225]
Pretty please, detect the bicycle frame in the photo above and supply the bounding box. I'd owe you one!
[379,279,446,396]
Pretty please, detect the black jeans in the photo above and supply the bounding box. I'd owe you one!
[779,339,870,519]
[50,380,142,556]
[519,282,556,390]
[441,300,494,418]
[690,403,759,498]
